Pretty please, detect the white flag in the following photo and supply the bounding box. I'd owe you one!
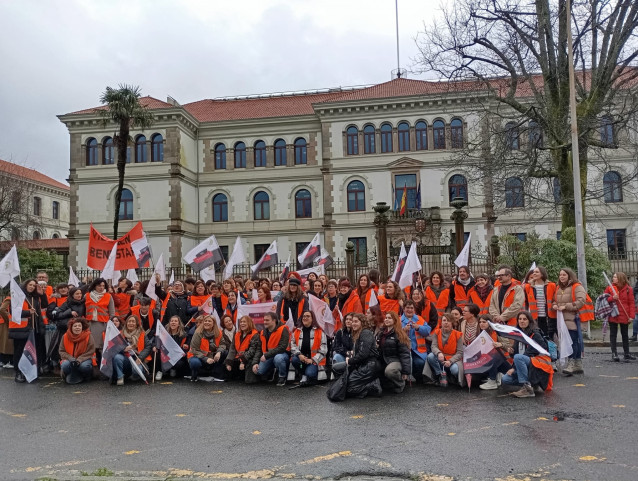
[155,321,185,370]
[224,236,246,280]
[308,294,335,337]
[200,264,216,282]
[391,242,407,283]
[145,272,158,301]
[399,241,422,289]
[10,278,26,325]
[126,269,139,284]
[18,331,38,383]
[298,233,321,268]
[101,244,119,285]
[0,245,20,287]
[68,266,81,288]
[454,233,471,268]
[556,311,573,366]
[168,269,174,286]
[154,253,166,282]
[529,262,537,273]
[286,308,296,334]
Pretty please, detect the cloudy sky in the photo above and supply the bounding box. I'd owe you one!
[0,0,443,183]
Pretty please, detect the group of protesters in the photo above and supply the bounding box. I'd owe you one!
[0,264,634,399]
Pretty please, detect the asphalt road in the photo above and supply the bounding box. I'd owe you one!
[1,348,636,481]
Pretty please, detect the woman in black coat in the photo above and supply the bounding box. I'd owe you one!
[54,288,86,332]
[344,313,382,398]
[332,313,353,364]
[376,311,411,393]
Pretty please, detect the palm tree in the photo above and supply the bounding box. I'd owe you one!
[97,85,154,238]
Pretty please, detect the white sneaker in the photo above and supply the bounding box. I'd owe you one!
[155,371,163,381]
[300,375,307,383]
[4,362,13,369]
[496,372,503,386]
[480,379,498,390]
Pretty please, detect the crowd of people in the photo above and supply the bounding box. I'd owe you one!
[0,265,634,399]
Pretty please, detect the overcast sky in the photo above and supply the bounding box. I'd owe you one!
[0,0,443,184]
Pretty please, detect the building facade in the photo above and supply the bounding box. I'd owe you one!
[57,78,637,269]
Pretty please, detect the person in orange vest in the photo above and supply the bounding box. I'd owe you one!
[424,313,464,387]
[489,268,525,326]
[161,315,189,378]
[447,266,475,311]
[523,266,557,338]
[156,278,190,325]
[356,274,375,312]
[58,317,95,384]
[553,267,588,375]
[36,271,54,302]
[467,273,493,316]
[188,314,229,382]
[400,300,432,380]
[112,315,151,385]
[225,315,262,383]
[501,311,552,397]
[112,278,135,320]
[290,311,328,386]
[377,311,411,393]
[604,272,636,363]
[477,314,514,390]
[85,278,115,353]
[187,280,210,320]
[424,271,449,322]
[254,311,291,386]
[276,277,309,328]
[337,279,363,316]
[130,298,159,339]
[409,288,438,332]
[377,280,404,316]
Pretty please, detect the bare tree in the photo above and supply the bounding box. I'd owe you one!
[415,0,638,229]
[0,159,43,241]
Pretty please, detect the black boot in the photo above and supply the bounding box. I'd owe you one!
[630,334,637,342]
[624,353,636,362]
[611,352,620,362]
[14,372,26,383]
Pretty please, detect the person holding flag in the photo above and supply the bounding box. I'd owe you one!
[112,315,152,385]
[225,316,262,383]
[187,280,211,321]
[157,315,189,378]
[276,277,308,328]
[58,317,95,384]
[155,278,189,325]
[84,278,115,353]
[290,311,328,387]
[188,315,229,382]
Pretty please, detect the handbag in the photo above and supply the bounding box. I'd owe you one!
[326,365,349,402]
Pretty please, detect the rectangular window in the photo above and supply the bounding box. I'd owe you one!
[364,130,375,154]
[126,146,132,164]
[254,244,270,263]
[607,229,626,259]
[33,197,41,216]
[556,231,562,240]
[394,174,417,209]
[348,237,367,266]
[515,233,527,242]
[255,147,266,167]
[52,201,59,220]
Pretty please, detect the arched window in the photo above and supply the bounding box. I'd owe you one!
[294,189,311,218]
[346,126,359,155]
[380,123,393,153]
[119,188,134,220]
[553,177,561,204]
[86,138,98,165]
[415,121,427,150]
[398,122,410,152]
[450,118,463,149]
[254,140,266,167]
[52,233,60,239]
[254,191,270,220]
[135,135,147,163]
[363,125,376,154]
[33,197,41,216]
[529,121,543,148]
[32,231,41,240]
[294,138,307,165]
[151,134,164,162]
[448,174,468,203]
[234,142,246,168]
[347,180,365,212]
[274,139,287,166]
[433,120,446,149]
[215,143,226,169]
[603,171,623,203]
[213,193,228,222]
[103,137,114,165]
[505,177,524,208]
[600,116,614,145]
[505,122,520,150]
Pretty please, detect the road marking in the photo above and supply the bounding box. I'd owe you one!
[350,415,364,418]
[502,422,519,426]
[626,377,638,380]
[0,408,26,418]
[253,431,261,435]
[447,432,456,436]
[598,374,619,378]
[299,451,352,465]
[572,383,586,387]
[160,381,173,385]
[210,390,223,393]
[612,404,625,408]
[124,450,140,455]
[579,455,606,461]
[436,403,449,406]
[120,401,132,405]
[73,391,85,394]
[175,414,187,417]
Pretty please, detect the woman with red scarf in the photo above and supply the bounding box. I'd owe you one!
[59,318,95,384]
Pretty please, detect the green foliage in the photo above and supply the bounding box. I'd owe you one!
[17,248,66,285]
[497,231,611,298]
[80,468,114,477]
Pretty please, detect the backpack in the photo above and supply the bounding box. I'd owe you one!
[546,339,558,361]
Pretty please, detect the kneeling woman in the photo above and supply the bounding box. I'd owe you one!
[157,315,189,380]
[188,315,229,382]
[424,313,464,387]
[342,313,382,398]
[225,316,261,383]
[113,315,152,385]
[290,311,328,386]
[59,318,95,384]
[377,311,411,393]
[502,311,552,398]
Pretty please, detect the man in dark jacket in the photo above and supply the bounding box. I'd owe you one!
[253,312,290,386]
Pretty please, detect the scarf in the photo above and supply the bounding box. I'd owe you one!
[473,283,492,302]
[457,276,472,287]
[338,289,352,311]
[90,290,106,322]
[301,326,312,357]
[123,327,143,349]
[429,285,444,298]
[66,329,91,358]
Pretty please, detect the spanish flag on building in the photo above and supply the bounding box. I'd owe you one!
[399,185,408,215]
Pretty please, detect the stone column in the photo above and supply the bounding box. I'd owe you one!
[345,241,355,282]
[373,202,391,279]
[450,197,468,256]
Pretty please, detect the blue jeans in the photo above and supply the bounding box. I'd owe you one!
[332,353,346,364]
[61,360,93,380]
[189,357,225,378]
[257,353,290,379]
[426,352,459,378]
[412,352,425,378]
[113,353,133,380]
[633,315,638,336]
[487,359,511,380]
[291,356,319,380]
[568,329,581,360]
[501,354,531,385]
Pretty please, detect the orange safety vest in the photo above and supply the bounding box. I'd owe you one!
[418,302,434,325]
[425,286,449,321]
[160,295,170,321]
[496,284,521,326]
[574,283,595,322]
[279,298,306,321]
[233,329,258,357]
[488,330,513,365]
[435,328,462,360]
[359,289,373,312]
[260,324,289,353]
[467,288,492,316]
[451,281,473,310]
[85,293,112,323]
[407,315,428,353]
[130,305,156,331]
[8,299,32,331]
[524,283,557,320]
[378,296,400,316]
[187,331,223,358]
[293,327,326,366]
[113,292,132,318]
[530,354,553,391]
[224,304,238,322]
[342,291,363,315]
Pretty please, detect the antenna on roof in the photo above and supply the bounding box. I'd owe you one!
[391,0,407,80]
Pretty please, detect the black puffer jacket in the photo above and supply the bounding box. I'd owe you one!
[332,328,353,357]
[376,328,411,375]
[518,329,549,357]
[156,287,190,324]
[53,297,86,331]
[348,329,378,368]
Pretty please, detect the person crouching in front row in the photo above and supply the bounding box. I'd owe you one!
[59,317,95,384]
[112,315,151,385]
[290,311,327,386]
[188,315,229,382]
[254,312,290,386]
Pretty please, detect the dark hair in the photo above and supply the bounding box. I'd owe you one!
[67,317,89,331]
[478,314,494,334]
[257,285,272,301]
[368,269,380,285]
[264,311,279,323]
[429,271,444,285]
[403,300,416,309]
[517,310,537,333]
[464,303,480,317]
[117,277,133,290]
[138,297,152,307]
[558,267,578,286]
[458,265,470,275]
[56,283,69,290]
[88,278,107,292]
[184,277,197,285]
[69,287,83,300]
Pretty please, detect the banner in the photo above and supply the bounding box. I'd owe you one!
[488,321,550,357]
[236,302,277,332]
[463,331,507,374]
[308,294,335,337]
[100,320,127,378]
[87,222,145,270]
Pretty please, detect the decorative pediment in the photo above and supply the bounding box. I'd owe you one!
[386,157,425,169]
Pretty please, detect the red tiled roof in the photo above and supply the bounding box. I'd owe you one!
[0,238,69,252]
[0,159,69,191]
[66,96,175,115]
[182,91,346,122]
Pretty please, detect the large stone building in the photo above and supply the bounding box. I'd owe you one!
[57,77,637,270]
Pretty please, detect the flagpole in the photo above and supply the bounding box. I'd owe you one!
[152,350,157,384]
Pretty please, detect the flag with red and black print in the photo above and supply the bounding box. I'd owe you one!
[251,240,278,279]
[18,330,38,383]
[391,242,407,283]
[155,320,185,371]
[316,248,334,269]
[298,233,321,268]
[279,254,291,284]
[100,320,128,378]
